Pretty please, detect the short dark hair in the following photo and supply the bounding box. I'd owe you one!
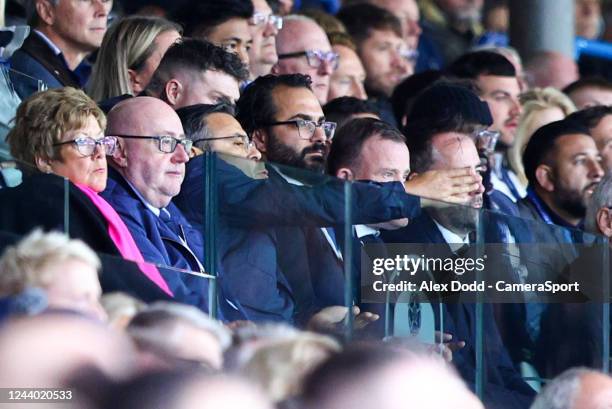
[236,73,313,136]
[336,4,402,47]
[176,103,236,150]
[390,70,444,126]
[405,115,479,173]
[327,117,405,175]
[146,39,249,95]
[522,119,592,187]
[266,0,281,14]
[171,0,254,37]
[447,51,516,81]
[566,105,612,130]
[563,76,612,95]
[323,97,380,129]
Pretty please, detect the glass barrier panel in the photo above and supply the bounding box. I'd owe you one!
[175,151,429,339]
[475,207,610,403]
[0,158,68,237]
[0,66,48,159]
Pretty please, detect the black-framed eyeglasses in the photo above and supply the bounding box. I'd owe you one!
[110,134,192,154]
[53,135,117,157]
[192,135,255,152]
[263,119,337,140]
[249,12,283,30]
[277,49,339,70]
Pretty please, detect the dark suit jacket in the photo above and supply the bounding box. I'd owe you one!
[0,173,172,303]
[174,155,422,324]
[9,32,81,99]
[102,168,209,311]
[382,212,535,409]
[175,154,422,229]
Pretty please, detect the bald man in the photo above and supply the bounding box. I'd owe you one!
[103,97,211,312]
[272,15,336,104]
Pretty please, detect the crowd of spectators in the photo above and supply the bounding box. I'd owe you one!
[0,0,611,408]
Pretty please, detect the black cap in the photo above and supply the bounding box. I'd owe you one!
[407,83,493,126]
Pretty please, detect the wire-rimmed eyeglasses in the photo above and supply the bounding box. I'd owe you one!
[53,135,118,157]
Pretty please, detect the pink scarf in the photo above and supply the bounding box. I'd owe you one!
[76,183,173,297]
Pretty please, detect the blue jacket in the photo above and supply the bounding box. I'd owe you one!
[9,32,81,99]
[102,168,209,311]
[174,155,422,324]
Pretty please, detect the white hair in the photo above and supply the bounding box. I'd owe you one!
[586,173,612,233]
[0,229,100,296]
[530,368,591,409]
[139,301,232,349]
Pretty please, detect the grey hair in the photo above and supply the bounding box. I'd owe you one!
[0,229,101,296]
[586,173,612,233]
[145,301,232,349]
[26,0,60,26]
[530,368,591,409]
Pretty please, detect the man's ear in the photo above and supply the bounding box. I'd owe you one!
[252,128,267,154]
[596,208,612,237]
[35,155,53,174]
[164,79,182,107]
[36,0,56,26]
[127,69,145,94]
[408,172,419,180]
[111,138,129,168]
[535,165,555,192]
[335,167,354,181]
[270,64,280,75]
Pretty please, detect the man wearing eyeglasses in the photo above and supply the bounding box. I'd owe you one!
[248,0,283,78]
[272,15,338,105]
[102,96,211,312]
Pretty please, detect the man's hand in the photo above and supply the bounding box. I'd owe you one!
[433,331,466,362]
[405,167,483,204]
[308,306,379,333]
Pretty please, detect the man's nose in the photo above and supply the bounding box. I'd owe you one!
[247,144,262,161]
[173,143,190,163]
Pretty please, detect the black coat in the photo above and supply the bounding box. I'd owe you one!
[0,173,172,303]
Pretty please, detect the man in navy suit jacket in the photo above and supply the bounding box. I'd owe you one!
[10,0,111,98]
[103,97,210,312]
[382,113,535,408]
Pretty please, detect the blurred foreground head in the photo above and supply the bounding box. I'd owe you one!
[301,344,483,409]
[0,313,136,388]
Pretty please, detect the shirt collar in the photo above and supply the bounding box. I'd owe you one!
[433,219,469,253]
[34,30,61,56]
[124,178,162,217]
[354,224,380,238]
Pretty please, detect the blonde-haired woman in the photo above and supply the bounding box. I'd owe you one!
[509,87,576,188]
[88,15,181,102]
[0,229,106,321]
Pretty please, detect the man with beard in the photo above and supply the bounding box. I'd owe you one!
[448,51,525,204]
[567,105,612,174]
[236,73,485,325]
[520,119,604,229]
[382,113,536,409]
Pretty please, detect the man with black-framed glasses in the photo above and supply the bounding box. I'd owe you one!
[272,15,336,104]
[102,96,212,313]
